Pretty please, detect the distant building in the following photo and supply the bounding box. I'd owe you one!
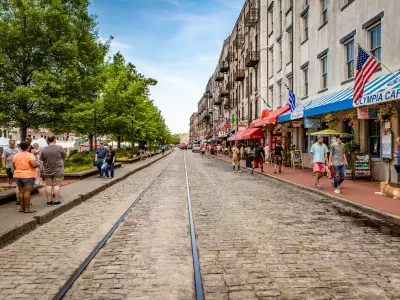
[0,127,76,142]
[189,113,199,143]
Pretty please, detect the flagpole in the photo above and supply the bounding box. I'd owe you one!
[357,43,400,82]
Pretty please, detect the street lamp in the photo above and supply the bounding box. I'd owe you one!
[91,91,98,151]
[131,114,135,149]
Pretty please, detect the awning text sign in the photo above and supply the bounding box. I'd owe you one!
[353,88,400,107]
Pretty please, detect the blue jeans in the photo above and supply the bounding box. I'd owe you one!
[96,158,104,175]
[333,165,346,188]
[104,163,114,178]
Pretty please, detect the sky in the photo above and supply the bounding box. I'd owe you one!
[89,0,244,134]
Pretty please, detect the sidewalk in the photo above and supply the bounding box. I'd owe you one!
[215,154,400,223]
[0,151,172,248]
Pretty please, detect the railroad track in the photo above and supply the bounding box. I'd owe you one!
[53,150,204,300]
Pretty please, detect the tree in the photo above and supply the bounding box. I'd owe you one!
[0,0,108,140]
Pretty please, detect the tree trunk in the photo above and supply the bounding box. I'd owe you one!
[19,121,28,142]
[117,135,121,149]
[89,133,94,151]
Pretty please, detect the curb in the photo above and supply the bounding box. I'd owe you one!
[0,150,173,249]
[215,156,400,233]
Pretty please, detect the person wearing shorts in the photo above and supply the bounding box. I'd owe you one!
[13,141,39,213]
[310,136,329,189]
[273,141,284,174]
[231,144,241,173]
[251,143,265,174]
[40,136,67,206]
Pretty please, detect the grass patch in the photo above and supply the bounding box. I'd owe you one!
[64,151,94,173]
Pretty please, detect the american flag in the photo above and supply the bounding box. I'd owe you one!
[285,84,297,112]
[353,46,380,103]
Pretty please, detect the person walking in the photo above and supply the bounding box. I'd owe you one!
[329,135,348,194]
[162,145,166,155]
[31,143,43,187]
[310,136,329,190]
[104,146,116,179]
[40,136,67,206]
[273,141,284,174]
[13,141,38,213]
[251,143,265,174]
[95,142,107,177]
[2,140,20,203]
[264,143,271,164]
[232,143,241,173]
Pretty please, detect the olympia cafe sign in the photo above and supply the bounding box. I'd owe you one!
[353,88,400,107]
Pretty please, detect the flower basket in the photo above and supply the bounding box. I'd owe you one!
[378,102,395,122]
[325,113,340,129]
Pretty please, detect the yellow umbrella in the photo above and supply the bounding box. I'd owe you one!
[308,129,353,137]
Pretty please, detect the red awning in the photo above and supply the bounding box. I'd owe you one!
[228,128,263,141]
[250,105,291,128]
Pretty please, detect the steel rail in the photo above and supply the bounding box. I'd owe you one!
[183,151,204,300]
[53,151,178,300]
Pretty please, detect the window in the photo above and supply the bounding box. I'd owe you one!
[255,98,258,119]
[269,47,274,75]
[242,82,244,98]
[368,120,381,158]
[305,0,309,6]
[288,29,293,63]
[279,0,282,33]
[303,14,309,41]
[288,0,293,10]
[321,56,328,89]
[278,82,282,107]
[249,72,253,94]
[370,24,382,60]
[321,0,328,24]
[269,85,274,109]
[246,77,249,98]
[250,102,253,121]
[278,40,282,71]
[242,106,244,120]
[287,76,293,90]
[255,68,258,91]
[345,40,355,79]
[268,8,274,34]
[303,67,309,96]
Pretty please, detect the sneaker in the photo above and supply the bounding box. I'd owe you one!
[53,201,62,206]
[47,202,53,207]
[334,188,340,194]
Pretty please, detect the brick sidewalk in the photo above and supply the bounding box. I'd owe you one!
[215,154,400,218]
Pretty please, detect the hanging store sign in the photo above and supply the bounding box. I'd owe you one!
[357,107,378,119]
[290,105,304,120]
[292,121,301,128]
[353,88,400,107]
[304,118,321,129]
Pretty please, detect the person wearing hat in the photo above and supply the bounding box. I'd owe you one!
[310,136,329,189]
[329,135,348,194]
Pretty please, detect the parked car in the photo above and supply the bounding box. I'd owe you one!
[188,144,193,150]
[192,143,201,153]
[180,143,187,150]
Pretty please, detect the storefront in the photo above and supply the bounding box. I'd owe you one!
[277,71,400,183]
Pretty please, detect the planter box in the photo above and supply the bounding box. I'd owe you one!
[63,162,122,180]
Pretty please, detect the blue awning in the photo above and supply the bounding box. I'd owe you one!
[278,71,400,123]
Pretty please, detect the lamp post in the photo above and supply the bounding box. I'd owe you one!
[91,91,98,151]
[131,114,135,149]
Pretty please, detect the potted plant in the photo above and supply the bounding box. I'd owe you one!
[325,113,340,129]
[344,141,361,174]
[378,102,395,121]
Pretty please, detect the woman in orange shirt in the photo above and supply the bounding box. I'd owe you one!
[13,141,39,213]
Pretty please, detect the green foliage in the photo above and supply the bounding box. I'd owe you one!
[64,151,93,173]
[115,148,139,159]
[344,141,361,169]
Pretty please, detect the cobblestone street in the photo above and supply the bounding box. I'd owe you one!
[1,150,400,300]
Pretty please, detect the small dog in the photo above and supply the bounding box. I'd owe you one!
[375,181,400,199]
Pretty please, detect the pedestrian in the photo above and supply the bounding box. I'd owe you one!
[232,143,241,173]
[104,146,116,179]
[240,144,245,160]
[13,141,39,213]
[329,135,348,194]
[273,141,284,174]
[310,136,329,190]
[211,143,215,157]
[394,137,400,173]
[95,142,107,177]
[31,143,43,187]
[162,145,166,155]
[216,143,221,155]
[251,143,265,174]
[2,140,20,203]
[40,136,67,206]
[264,143,271,164]
[200,144,205,157]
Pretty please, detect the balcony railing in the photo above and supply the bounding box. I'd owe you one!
[235,34,245,48]
[215,72,224,82]
[226,81,234,91]
[245,51,260,67]
[214,96,223,105]
[227,51,234,63]
[224,100,230,110]
[220,88,229,97]
[219,61,229,73]
[245,8,259,27]
[234,69,245,81]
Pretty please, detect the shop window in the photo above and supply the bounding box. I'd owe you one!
[344,119,353,134]
[368,120,381,158]
[303,129,309,153]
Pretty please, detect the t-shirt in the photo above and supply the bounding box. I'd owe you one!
[330,143,345,166]
[254,147,265,160]
[40,145,67,176]
[310,142,329,163]
[96,147,107,159]
[3,147,20,169]
[13,152,36,179]
[105,152,115,164]
[274,146,283,156]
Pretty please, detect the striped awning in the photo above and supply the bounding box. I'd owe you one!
[278,71,400,123]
